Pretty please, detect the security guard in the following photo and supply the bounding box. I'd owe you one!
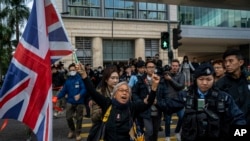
[180,63,246,141]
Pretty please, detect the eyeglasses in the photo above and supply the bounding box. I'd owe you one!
[117,89,129,93]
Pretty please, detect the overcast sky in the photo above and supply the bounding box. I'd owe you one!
[26,0,33,11]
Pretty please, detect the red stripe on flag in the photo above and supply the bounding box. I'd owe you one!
[45,105,49,141]
[14,43,51,129]
[0,79,30,108]
[50,50,72,56]
[45,4,59,27]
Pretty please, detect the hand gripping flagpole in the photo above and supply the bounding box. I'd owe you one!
[73,48,79,64]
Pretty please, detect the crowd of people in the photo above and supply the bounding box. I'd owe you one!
[51,48,250,141]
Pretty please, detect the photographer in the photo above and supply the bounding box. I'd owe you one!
[163,59,185,141]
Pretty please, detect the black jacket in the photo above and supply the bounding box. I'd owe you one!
[83,77,156,141]
[131,74,167,118]
[215,71,250,125]
[52,71,65,88]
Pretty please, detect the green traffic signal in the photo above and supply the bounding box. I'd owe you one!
[163,41,168,48]
[161,32,169,50]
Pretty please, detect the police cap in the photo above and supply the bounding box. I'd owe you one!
[194,63,215,79]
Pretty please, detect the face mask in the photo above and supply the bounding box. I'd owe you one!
[69,71,77,76]
[98,68,102,72]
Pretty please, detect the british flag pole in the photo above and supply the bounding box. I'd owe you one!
[0,0,73,141]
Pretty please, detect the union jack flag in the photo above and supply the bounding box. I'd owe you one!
[0,0,72,141]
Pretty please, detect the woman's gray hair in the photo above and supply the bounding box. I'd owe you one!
[112,81,131,98]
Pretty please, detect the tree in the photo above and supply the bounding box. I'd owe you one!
[0,0,30,80]
[0,0,30,43]
[0,23,12,81]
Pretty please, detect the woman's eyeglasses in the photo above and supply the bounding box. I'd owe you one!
[117,89,129,93]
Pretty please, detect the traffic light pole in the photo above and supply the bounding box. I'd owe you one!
[163,5,180,65]
[167,5,172,65]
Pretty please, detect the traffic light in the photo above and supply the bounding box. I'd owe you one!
[161,32,169,50]
[172,27,182,49]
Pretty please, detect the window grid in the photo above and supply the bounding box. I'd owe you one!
[138,3,167,20]
[145,39,159,58]
[67,0,167,20]
[75,37,92,65]
[180,6,250,28]
[103,40,134,63]
[68,0,101,17]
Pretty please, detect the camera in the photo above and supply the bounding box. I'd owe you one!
[163,65,172,75]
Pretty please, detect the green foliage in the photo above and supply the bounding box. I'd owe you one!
[0,24,12,76]
[0,0,30,76]
[0,49,12,73]
[0,0,30,43]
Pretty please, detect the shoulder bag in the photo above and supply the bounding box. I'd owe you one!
[87,105,112,141]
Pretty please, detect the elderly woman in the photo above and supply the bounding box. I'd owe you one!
[78,63,160,141]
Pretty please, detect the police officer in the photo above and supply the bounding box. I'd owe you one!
[180,63,246,141]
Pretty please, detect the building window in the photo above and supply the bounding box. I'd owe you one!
[180,6,250,28]
[103,40,134,64]
[66,0,168,21]
[75,37,92,65]
[145,39,159,59]
[138,2,167,20]
[68,0,101,16]
[104,0,135,19]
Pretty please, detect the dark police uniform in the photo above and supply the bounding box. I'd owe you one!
[180,63,246,141]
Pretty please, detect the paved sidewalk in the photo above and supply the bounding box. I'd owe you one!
[0,113,176,141]
[0,114,68,141]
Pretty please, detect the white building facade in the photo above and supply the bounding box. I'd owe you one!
[54,0,250,68]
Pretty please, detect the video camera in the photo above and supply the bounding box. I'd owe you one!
[163,65,172,75]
